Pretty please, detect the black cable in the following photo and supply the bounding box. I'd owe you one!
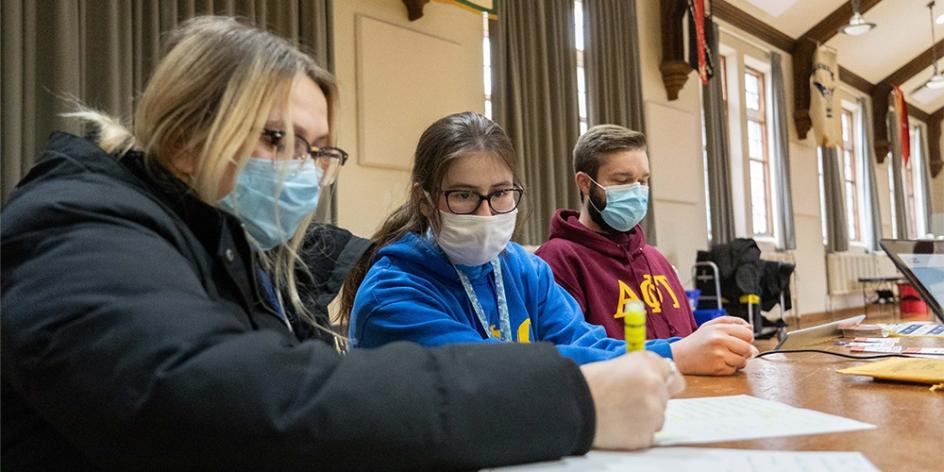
[755,349,917,360]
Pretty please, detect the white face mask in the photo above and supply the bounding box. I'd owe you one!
[436,209,518,266]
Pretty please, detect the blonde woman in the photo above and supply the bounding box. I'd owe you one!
[2,17,681,471]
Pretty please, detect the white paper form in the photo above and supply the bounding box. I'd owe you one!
[486,448,879,472]
[654,395,875,446]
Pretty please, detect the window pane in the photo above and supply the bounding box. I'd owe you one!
[747,121,764,158]
[574,0,584,51]
[843,150,853,180]
[744,72,760,111]
[841,113,849,142]
[577,66,585,93]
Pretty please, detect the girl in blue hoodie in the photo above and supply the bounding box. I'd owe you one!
[340,112,678,365]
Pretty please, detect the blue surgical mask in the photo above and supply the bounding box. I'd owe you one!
[219,157,323,250]
[588,178,649,232]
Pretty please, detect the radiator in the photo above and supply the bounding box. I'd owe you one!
[825,253,898,295]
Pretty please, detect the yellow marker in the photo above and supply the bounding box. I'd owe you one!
[624,300,647,352]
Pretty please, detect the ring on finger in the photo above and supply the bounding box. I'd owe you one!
[662,359,679,381]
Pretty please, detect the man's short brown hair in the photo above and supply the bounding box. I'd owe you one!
[573,124,647,179]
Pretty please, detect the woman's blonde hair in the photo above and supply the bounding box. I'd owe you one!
[68,16,338,328]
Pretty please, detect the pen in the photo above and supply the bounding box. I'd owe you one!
[624,300,646,352]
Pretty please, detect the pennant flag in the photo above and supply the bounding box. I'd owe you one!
[688,1,716,84]
[691,0,709,84]
[892,86,911,166]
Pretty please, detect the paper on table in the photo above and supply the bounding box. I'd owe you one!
[889,322,944,338]
[848,345,944,355]
[654,395,875,446]
[837,358,944,384]
[486,448,879,472]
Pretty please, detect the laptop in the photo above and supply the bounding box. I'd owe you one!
[773,314,865,350]
[880,239,944,323]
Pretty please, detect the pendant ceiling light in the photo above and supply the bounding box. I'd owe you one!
[925,1,944,89]
[839,0,876,36]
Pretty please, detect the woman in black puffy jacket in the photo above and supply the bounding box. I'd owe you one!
[1,15,680,471]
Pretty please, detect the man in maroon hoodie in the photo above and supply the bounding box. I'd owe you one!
[536,125,757,376]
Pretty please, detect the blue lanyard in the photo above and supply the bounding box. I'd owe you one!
[455,258,513,342]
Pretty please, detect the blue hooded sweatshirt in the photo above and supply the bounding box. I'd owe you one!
[349,232,678,365]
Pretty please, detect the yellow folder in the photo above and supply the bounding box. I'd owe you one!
[837,358,944,385]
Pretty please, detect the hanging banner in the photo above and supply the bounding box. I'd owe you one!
[809,45,840,147]
[892,85,911,166]
[433,0,497,19]
[687,1,715,84]
[688,0,710,84]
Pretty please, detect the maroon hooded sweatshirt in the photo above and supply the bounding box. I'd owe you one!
[535,209,697,340]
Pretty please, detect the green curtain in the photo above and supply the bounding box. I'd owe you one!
[582,0,655,244]
[701,21,736,245]
[858,97,883,252]
[821,146,849,252]
[490,0,581,245]
[770,52,796,250]
[1,0,334,219]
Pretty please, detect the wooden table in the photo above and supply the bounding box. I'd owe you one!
[679,334,944,471]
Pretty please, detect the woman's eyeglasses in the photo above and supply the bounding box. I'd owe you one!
[261,128,348,186]
[442,188,524,215]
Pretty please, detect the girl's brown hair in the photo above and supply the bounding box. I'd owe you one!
[339,112,520,331]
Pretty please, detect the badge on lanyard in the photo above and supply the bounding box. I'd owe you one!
[455,258,513,342]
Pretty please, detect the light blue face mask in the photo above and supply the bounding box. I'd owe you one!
[219,157,323,250]
[588,178,649,232]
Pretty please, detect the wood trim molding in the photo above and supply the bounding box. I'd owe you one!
[792,0,884,140]
[870,40,944,162]
[712,0,793,52]
[660,0,691,101]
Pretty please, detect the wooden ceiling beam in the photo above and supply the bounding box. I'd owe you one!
[839,66,873,94]
[712,0,793,52]
[885,41,944,86]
